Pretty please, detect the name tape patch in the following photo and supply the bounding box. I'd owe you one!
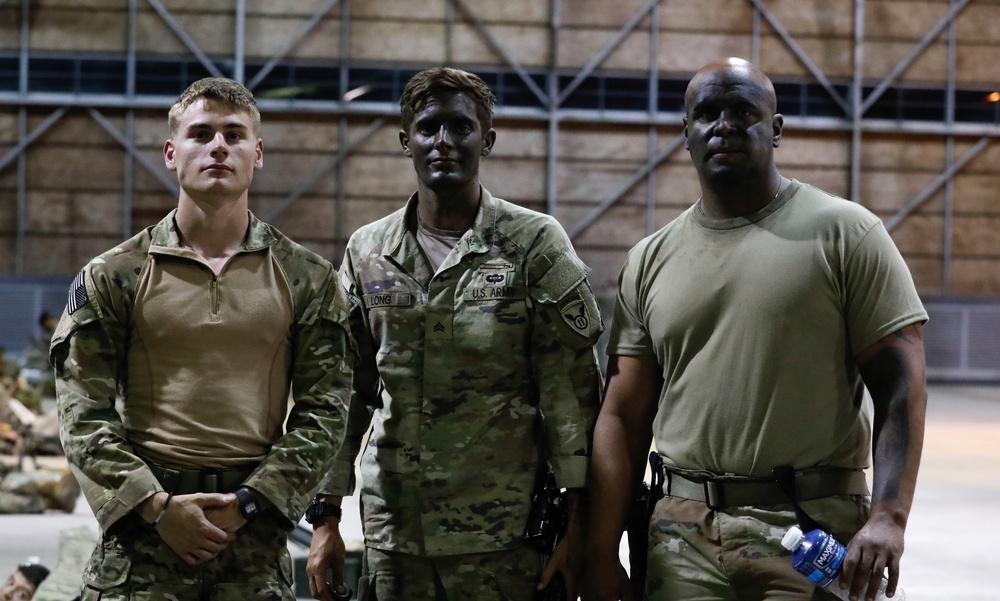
[363,292,414,308]
[463,285,526,301]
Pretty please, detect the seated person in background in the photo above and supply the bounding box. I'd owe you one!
[1,562,50,601]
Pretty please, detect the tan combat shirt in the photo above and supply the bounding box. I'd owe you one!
[52,211,355,531]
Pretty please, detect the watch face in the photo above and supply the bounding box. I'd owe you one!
[236,488,258,519]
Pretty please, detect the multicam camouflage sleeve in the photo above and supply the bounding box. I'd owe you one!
[313,253,379,498]
[50,260,163,532]
[527,235,604,489]
[244,261,358,528]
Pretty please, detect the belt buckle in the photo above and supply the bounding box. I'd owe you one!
[201,469,223,494]
[703,479,726,509]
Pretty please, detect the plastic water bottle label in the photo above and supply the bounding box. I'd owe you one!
[794,534,845,586]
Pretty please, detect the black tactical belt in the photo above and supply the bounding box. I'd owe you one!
[661,466,869,510]
[148,462,258,495]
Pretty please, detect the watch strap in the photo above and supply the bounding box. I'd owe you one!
[306,499,343,524]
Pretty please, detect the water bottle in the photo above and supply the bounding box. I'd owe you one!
[780,526,904,601]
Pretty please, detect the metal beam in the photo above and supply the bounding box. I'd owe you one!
[451,0,550,106]
[860,0,972,114]
[234,0,246,84]
[5,92,1000,137]
[262,117,385,222]
[748,0,850,115]
[125,0,138,239]
[16,109,26,273]
[884,137,990,232]
[751,6,761,66]
[555,0,660,106]
[0,108,67,174]
[568,132,686,240]
[545,0,560,215]
[646,0,661,235]
[87,108,180,198]
[849,0,864,202]
[127,0,137,97]
[942,0,959,293]
[246,0,342,91]
[18,0,27,94]
[332,0,352,263]
[145,0,224,78]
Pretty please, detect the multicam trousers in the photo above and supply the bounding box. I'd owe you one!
[79,513,294,601]
[644,495,871,601]
[357,545,544,601]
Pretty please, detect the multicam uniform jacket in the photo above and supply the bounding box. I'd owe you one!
[317,188,603,556]
[50,210,355,532]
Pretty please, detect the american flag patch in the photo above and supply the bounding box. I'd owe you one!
[68,270,88,314]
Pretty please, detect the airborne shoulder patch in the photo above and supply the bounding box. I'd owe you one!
[67,270,88,315]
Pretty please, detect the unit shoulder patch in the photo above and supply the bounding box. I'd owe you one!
[560,299,592,334]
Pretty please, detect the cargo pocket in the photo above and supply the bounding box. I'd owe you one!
[277,545,294,589]
[358,569,403,601]
[80,536,131,599]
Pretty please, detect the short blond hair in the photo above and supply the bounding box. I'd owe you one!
[168,77,261,135]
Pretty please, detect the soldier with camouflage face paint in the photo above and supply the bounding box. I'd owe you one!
[305,67,604,601]
[50,77,355,601]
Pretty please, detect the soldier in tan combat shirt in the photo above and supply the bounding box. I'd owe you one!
[50,77,355,600]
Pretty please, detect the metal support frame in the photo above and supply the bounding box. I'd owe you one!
[261,117,385,222]
[748,0,850,114]
[860,0,973,114]
[568,133,686,239]
[451,0,549,106]
[144,0,225,79]
[87,109,180,197]
[943,0,959,293]
[646,1,661,236]
[0,0,993,280]
[555,0,661,106]
[883,137,991,232]
[0,109,66,173]
[850,0,865,203]
[246,0,341,91]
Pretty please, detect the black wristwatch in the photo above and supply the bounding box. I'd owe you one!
[305,498,343,525]
[234,487,260,522]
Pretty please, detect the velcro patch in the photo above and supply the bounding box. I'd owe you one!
[479,259,514,271]
[67,270,88,315]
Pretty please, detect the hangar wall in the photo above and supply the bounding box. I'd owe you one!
[1,0,999,297]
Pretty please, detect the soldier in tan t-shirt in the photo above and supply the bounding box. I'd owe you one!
[584,58,927,601]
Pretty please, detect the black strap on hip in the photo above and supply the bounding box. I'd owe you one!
[772,464,822,533]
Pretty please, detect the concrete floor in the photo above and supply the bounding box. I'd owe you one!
[2,383,997,600]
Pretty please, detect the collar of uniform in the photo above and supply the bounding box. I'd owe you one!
[148,209,277,253]
[383,187,497,263]
[464,186,497,254]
